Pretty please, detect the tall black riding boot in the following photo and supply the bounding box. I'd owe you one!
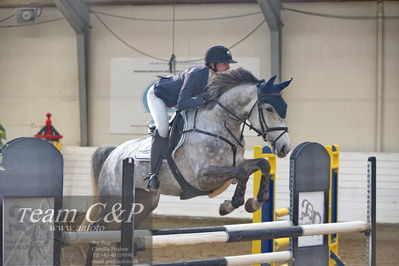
[146,130,169,192]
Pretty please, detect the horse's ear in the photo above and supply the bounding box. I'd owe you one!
[276,78,293,91]
[265,75,277,87]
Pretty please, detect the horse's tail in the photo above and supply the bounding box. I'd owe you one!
[91,146,116,196]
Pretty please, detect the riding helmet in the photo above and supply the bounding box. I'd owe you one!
[204,45,237,64]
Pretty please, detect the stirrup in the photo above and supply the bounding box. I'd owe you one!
[146,175,159,192]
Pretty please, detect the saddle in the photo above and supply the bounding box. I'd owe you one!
[146,113,184,155]
[144,112,210,200]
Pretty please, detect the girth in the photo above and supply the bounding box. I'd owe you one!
[165,111,212,200]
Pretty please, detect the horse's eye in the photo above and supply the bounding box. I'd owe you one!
[266,107,274,112]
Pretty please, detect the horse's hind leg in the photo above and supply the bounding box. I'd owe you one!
[198,165,249,216]
[134,188,160,228]
[244,158,271,213]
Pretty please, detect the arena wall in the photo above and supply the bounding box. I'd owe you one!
[0,2,398,152]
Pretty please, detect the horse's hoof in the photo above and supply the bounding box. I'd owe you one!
[219,200,234,216]
[260,192,269,203]
[245,198,260,213]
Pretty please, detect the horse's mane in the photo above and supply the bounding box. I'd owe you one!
[207,67,262,98]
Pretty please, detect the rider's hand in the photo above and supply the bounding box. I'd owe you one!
[202,92,213,105]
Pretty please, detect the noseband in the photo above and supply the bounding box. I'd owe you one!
[250,101,288,147]
[215,98,288,150]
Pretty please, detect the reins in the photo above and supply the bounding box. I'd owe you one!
[182,88,288,166]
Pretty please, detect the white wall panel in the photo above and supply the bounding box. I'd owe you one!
[62,147,399,223]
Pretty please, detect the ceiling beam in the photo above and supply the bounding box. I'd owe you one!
[257,0,283,31]
[52,0,90,34]
[0,0,256,8]
[1,0,396,8]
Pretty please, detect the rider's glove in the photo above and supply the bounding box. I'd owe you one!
[202,92,213,106]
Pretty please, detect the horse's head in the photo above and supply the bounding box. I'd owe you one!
[206,67,291,157]
[248,75,292,158]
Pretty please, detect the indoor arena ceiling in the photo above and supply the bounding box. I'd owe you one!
[1,0,398,8]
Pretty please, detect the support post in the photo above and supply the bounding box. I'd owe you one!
[257,0,283,81]
[121,158,135,266]
[367,157,377,266]
[252,145,277,266]
[77,32,89,146]
[326,145,341,265]
[375,1,384,152]
[270,30,282,82]
[53,0,91,145]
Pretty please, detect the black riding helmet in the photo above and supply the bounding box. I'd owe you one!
[204,45,237,69]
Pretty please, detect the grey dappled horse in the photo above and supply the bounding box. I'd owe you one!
[92,67,292,228]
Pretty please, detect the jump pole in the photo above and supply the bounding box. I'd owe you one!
[136,221,368,249]
[61,220,292,244]
[151,251,293,266]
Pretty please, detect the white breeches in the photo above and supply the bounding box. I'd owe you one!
[147,85,169,138]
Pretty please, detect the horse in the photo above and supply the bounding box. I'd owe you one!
[91,67,292,229]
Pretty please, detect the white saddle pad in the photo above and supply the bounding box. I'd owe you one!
[133,112,188,161]
[133,136,152,161]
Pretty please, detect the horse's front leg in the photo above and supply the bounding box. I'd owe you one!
[221,158,271,215]
[201,158,270,215]
[242,158,272,213]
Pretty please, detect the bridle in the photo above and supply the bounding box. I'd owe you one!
[182,86,288,166]
[215,95,288,150]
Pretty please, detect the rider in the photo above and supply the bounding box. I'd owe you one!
[145,45,237,191]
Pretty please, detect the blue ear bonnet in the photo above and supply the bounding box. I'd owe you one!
[257,75,292,118]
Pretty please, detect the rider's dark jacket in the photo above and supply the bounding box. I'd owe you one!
[154,66,210,111]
